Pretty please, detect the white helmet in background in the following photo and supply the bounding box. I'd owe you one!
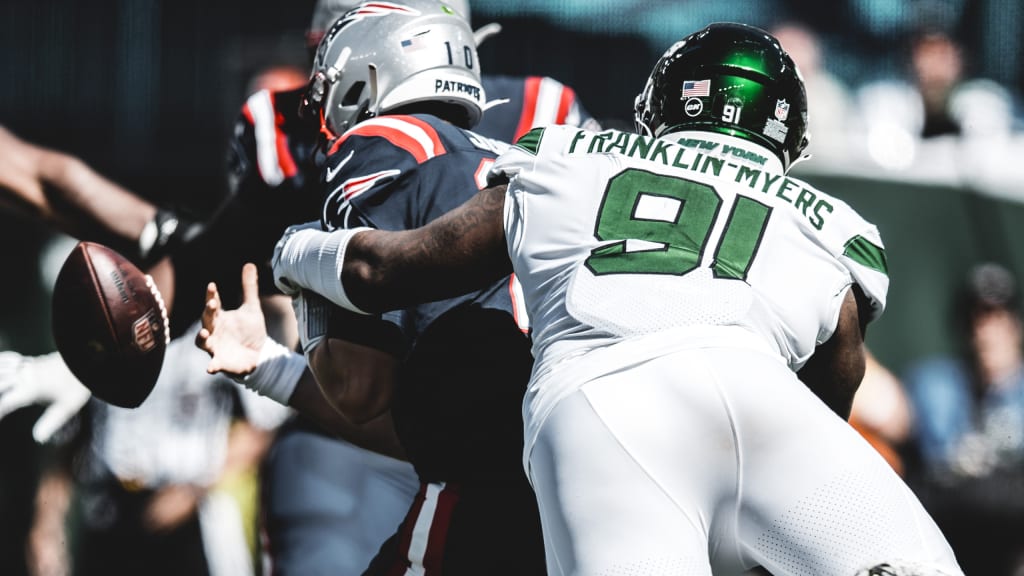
[304,0,485,138]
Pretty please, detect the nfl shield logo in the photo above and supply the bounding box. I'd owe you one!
[775,99,790,121]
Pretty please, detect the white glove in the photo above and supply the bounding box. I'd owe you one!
[292,290,330,356]
[271,221,323,296]
[0,351,92,443]
[271,221,372,314]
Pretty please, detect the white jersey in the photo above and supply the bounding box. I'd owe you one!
[494,126,888,447]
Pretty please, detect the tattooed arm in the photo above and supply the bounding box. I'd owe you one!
[345,184,511,311]
[273,185,512,314]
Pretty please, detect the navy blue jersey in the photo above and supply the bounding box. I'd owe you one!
[321,113,527,356]
[164,87,323,330]
[477,74,600,143]
[318,80,597,574]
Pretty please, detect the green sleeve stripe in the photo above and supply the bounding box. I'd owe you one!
[514,127,544,155]
[843,235,888,275]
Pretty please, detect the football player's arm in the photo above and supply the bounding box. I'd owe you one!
[0,125,200,308]
[287,366,405,460]
[197,263,405,459]
[274,184,511,314]
[0,125,157,242]
[797,285,871,420]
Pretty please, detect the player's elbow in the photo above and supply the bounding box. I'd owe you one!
[341,232,401,313]
[343,258,384,312]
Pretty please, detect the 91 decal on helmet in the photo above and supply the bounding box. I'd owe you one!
[302,0,485,142]
[634,22,810,171]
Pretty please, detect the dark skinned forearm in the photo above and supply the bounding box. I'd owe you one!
[344,185,513,312]
[797,286,869,420]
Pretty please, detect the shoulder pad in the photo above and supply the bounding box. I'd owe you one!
[328,115,448,164]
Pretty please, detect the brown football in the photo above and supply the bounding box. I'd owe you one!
[51,241,169,408]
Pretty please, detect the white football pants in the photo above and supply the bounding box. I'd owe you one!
[529,344,962,576]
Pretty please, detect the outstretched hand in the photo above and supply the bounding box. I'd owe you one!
[195,263,268,379]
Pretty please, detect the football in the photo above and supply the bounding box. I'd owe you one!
[51,241,169,408]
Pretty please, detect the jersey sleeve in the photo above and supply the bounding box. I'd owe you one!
[817,196,889,321]
[838,222,889,321]
[322,114,513,354]
[490,125,547,184]
[543,77,602,132]
[230,89,302,191]
[512,76,602,139]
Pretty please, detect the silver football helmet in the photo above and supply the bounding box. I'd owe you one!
[305,0,484,139]
[308,0,470,43]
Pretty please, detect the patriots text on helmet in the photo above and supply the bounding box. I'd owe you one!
[567,129,832,230]
[434,79,482,101]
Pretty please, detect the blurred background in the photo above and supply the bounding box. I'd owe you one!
[2,0,1024,574]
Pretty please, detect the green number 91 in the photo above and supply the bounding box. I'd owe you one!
[584,168,771,281]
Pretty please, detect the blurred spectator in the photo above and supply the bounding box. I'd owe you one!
[245,65,307,95]
[903,262,1024,575]
[851,348,914,477]
[771,21,856,162]
[854,27,1016,171]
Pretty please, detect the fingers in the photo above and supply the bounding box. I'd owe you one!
[33,404,74,443]
[205,281,221,309]
[194,327,224,375]
[205,358,223,375]
[0,382,32,421]
[240,263,259,306]
[195,327,211,351]
[202,287,221,331]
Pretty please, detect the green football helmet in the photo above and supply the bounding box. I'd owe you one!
[634,22,810,170]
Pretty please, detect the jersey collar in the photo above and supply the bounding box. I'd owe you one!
[659,130,786,175]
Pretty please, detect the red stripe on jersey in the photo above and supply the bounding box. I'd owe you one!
[422,483,461,573]
[340,170,399,201]
[328,115,446,163]
[556,84,577,124]
[242,102,255,125]
[379,482,462,575]
[381,486,428,576]
[244,90,298,184]
[272,132,298,179]
[513,76,542,141]
[266,92,298,179]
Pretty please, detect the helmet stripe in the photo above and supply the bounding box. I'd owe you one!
[336,115,446,164]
